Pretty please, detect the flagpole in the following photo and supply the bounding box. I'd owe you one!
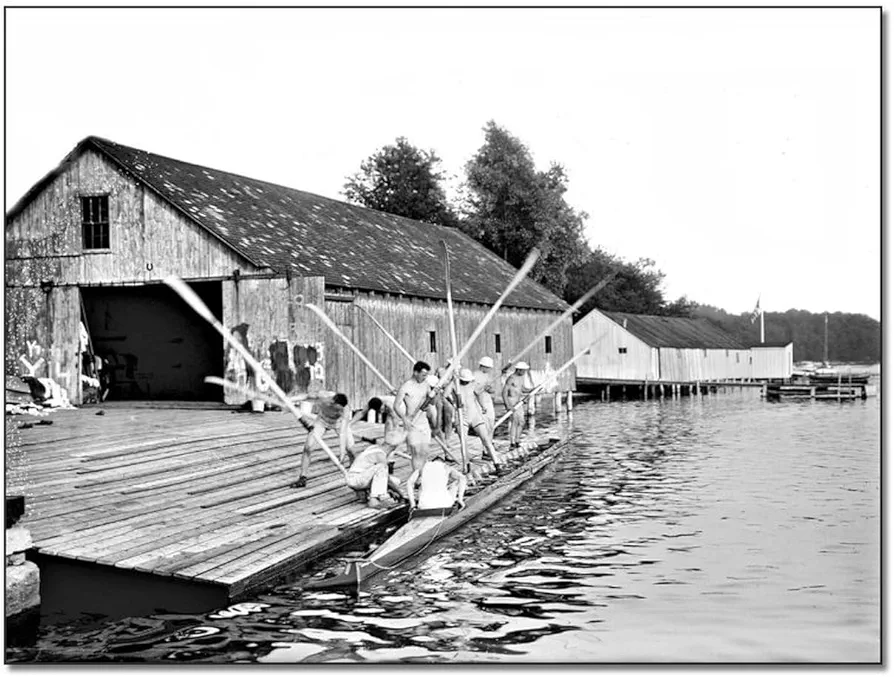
[760,308,765,344]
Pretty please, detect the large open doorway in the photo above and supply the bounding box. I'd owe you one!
[81,282,224,401]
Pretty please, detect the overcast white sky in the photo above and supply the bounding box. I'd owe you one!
[4,6,881,319]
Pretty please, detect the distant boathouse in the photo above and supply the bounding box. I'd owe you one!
[573,307,793,396]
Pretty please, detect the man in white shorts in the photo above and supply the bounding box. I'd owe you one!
[345,441,404,509]
[394,361,436,471]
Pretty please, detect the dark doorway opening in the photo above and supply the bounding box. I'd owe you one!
[81,282,224,401]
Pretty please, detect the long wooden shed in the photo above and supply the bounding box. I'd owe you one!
[6,136,573,408]
[574,307,752,382]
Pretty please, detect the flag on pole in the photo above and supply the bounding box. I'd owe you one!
[750,295,761,324]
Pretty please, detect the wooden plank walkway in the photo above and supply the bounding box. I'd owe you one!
[6,402,563,608]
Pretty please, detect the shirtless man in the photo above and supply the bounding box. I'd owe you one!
[457,368,504,474]
[407,455,467,512]
[393,361,436,471]
[473,356,497,435]
[502,362,532,449]
[345,441,404,509]
[292,390,352,488]
[434,366,455,441]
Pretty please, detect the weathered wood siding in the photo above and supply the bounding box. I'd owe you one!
[221,276,326,405]
[573,308,657,380]
[327,292,574,408]
[750,345,793,379]
[6,148,253,286]
[5,285,81,401]
[658,347,751,381]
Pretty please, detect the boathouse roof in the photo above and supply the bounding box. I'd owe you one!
[7,136,567,312]
[603,310,749,350]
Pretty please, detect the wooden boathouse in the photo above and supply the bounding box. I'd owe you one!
[572,307,794,397]
[6,136,574,410]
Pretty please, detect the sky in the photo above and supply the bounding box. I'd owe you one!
[4,6,881,320]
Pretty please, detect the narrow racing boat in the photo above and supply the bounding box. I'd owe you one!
[304,434,573,591]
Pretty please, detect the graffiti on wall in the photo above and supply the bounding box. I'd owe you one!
[222,321,324,397]
[19,340,46,377]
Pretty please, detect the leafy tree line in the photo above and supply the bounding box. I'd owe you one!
[692,306,880,363]
[341,123,878,364]
[343,121,690,312]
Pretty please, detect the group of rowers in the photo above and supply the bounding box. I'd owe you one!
[288,357,536,512]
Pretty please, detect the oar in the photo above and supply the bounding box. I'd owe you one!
[206,375,421,462]
[306,303,396,393]
[354,303,415,365]
[503,269,618,373]
[164,276,348,478]
[494,339,599,430]
[406,248,541,424]
[442,240,469,472]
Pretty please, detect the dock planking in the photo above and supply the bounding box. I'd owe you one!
[7,401,564,614]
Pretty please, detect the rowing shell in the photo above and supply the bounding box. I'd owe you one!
[304,435,572,591]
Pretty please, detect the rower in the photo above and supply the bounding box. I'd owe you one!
[291,390,353,489]
[345,441,405,510]
[473,356,497,435]
[457,368,505,475]
[393,361,437,471]
[406,455,467,512]
[502,362,532,450]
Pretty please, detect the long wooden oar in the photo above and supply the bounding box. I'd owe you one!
[494,339,598,429]
[503,269,618,373]
[354,303,415,365]
[306,303,397,393]
[407,248,541,424]
[442,240,469,472]
[164,276,348,478]
[205,375,421,462]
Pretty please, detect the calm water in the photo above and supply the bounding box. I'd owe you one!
[8,388,880,663]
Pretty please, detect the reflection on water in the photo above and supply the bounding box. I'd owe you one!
[8,390,880,663]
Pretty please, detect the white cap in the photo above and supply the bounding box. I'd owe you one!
[458,368,474,382]
[478,356,494,368]
[425,374,439,388]
[515,361,530,370]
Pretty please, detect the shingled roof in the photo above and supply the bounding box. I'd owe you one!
[603,310,748,350]
[8,136,567,312]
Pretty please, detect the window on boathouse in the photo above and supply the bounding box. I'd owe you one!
[545,336,552,354]
[494,333,501,354]
[429,331,437,353]
[618,347,627,354]
[81,195,110,249]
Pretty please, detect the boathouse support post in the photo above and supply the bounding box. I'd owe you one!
[554,391,561,413]
[566,390,573,412]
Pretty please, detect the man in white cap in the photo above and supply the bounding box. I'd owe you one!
[473,356,497,435]
[457,368,504,474]
[502,362,533,449]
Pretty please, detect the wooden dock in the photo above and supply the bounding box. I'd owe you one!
[765,383,869,401]
[6,402,564,619]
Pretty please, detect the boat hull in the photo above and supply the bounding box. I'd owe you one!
[304,436,568,591]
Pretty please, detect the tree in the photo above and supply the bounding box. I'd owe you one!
[343,137,458,227]
[564,249,668,318]
[461,121,588,295]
